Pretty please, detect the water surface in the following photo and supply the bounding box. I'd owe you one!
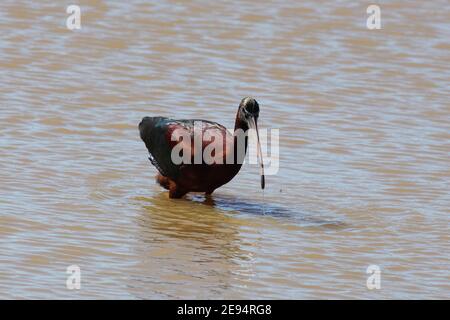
[0,0,449,299]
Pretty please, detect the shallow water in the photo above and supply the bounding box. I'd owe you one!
[0,0,449,299]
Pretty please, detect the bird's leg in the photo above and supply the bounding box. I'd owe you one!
[205,189,215,196]
[156,174,171,190]
[203,193,216,206]
[169,184,187,199]
[156,174,186,198]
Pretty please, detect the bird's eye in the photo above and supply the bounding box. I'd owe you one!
[243,108,251,116]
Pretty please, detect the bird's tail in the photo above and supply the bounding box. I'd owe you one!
[138,116,165,141]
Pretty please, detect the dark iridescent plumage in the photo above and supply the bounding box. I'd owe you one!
[139,97,264,198]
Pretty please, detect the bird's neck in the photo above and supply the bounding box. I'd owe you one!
[233,112,249,165]
[234,114,249,132]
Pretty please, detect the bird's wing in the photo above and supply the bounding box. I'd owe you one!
[139,117,233,179]
[171,119,233,163]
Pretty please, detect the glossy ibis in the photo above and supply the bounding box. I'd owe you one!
[139,97,265,198]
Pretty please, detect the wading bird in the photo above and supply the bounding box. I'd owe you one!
[139,97,265,198]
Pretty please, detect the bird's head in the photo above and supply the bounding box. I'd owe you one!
[238,97,265,190]
[238,97,260,122]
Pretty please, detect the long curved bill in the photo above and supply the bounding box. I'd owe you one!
[248,116,265,190]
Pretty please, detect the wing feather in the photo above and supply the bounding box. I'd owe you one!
[139,117,233,180]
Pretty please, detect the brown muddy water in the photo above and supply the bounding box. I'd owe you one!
[0,1,449,299]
